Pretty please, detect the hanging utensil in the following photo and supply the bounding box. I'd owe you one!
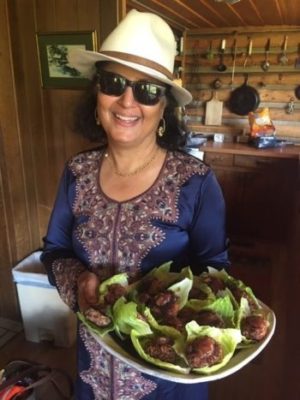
[261,38,271,72]
[295,85,300,100]
[295,43,300,68]
[243,38,253,68]
[228,74,260,116]
[286,97,295,114]
[212,78,222,89]
[217,39,227,72]
[231,38,238,87]
[279,36,288,65]
[206,40,214,60]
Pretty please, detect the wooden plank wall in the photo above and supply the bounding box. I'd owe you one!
[0,0,121,319]
[183,26,300,141]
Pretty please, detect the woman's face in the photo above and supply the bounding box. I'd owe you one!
[96,62,167,148]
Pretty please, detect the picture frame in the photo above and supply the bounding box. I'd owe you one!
[36,31,97,89]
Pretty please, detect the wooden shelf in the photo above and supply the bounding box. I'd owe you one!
[185,66,300,74]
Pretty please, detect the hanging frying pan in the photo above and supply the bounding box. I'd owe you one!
[228,74,260,116]
[295,85,300,100]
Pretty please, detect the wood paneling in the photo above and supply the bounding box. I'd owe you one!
[0,1,35,319]
[0,0,118,319]
[127,0,300,30]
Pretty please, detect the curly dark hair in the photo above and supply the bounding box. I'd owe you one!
[73,72,187,150]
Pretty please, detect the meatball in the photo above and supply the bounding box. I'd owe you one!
[178,307,198,325]
[201,276,225,294]
[195,310,224,328]
[84,307,111,327]
[104,283,127,305]
[241,315,269,341]
[150,290,180,319]
[144,336,177,363]
[162,315,185,331]
[188,286,208,300]
[137,277,166,305]
[139,277,166,296]
[229,286,257,310]
[186,336,223,368]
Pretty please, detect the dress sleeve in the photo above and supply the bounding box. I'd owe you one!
[40,165,86,311]
[189,170,230,272]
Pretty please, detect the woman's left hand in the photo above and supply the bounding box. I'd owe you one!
[77,270,100,311]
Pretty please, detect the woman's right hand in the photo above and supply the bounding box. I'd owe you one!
[77,271,100,312]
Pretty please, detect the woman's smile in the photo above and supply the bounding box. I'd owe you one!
[113,112,140,125]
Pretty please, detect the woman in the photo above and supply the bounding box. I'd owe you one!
[41,9,229,400]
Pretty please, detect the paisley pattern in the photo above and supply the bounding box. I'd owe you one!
[69,150,208,277]
[52,258,85,309]
[80,325,157,400]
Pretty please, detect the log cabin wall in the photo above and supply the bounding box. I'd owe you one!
[0,0,121,319]
[183,26,300,141]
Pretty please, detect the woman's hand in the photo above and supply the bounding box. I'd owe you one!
[77,271,100,311]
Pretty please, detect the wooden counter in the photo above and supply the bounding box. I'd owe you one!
[200,141,300,159]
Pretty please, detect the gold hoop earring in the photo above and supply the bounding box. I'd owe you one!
[157,118,166,137]
[94,108,100,126]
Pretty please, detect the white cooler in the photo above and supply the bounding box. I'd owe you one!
[12,251,77,347]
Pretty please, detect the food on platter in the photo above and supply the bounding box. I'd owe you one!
[78,262,274,375]
[78,272,128,336]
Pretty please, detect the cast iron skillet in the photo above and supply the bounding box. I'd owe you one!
[228,74,260,116]
[295,85,300,100]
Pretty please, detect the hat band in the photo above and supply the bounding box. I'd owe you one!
[100,51,174,80]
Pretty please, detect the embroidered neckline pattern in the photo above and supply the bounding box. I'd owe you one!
[68,150,209,277]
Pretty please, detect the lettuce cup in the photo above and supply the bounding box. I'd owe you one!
[236,297,271,345]
[129,262,193,303]
[130,330,190,374]
[203,267,260,310]
[77,272,128,336]
[179,321,242,374]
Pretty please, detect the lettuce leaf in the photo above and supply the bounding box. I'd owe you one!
[130,330,190,374]
[113,297,152,338]
[98,272,128,297]
[143,307,182,339]
[168,277,193,310]
[206,267,260,309]
[181,321,242,374]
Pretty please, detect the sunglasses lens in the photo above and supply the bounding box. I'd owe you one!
[99,73,126,96]
[98,72,167,105]
[134,83,165,105]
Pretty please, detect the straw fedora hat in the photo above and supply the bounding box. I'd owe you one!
[68,9,192,106]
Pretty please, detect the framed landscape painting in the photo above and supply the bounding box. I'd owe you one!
[37,31,97,89]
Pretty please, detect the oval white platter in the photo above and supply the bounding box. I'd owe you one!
[89,300,276,383]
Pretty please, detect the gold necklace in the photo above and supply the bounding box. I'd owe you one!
[104,147,160,177]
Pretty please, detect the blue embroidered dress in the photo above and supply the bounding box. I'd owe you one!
[41,148,229,400]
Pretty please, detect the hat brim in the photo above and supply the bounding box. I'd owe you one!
[68,49,192,106]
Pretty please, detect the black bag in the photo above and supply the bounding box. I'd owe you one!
[0,360,73,400]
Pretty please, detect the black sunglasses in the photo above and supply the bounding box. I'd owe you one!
[96,70,168,106]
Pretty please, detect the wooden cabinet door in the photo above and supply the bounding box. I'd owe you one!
[207,153,297,242]
[211,167,244,237]
[235,157,296,241]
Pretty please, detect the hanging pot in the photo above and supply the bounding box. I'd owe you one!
[295,85,300,100]
[228,74,260,116]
